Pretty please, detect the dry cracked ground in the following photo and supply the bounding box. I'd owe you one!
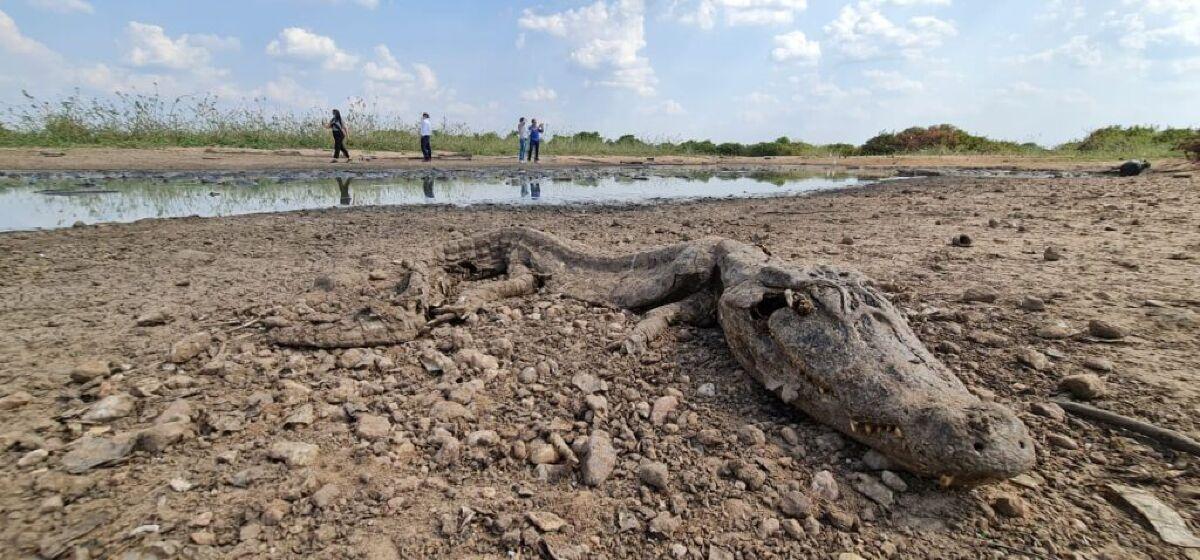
[1,171,1199,559]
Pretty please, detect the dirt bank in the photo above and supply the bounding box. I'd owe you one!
[1,172,1198,559]
[2,146,1193,173]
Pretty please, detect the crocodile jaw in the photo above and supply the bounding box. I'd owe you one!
[717,268,1035,485]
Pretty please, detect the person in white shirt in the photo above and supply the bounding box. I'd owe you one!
[419,113,433,162]
[517,117,529,162]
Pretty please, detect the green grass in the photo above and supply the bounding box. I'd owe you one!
[2,91,1197,160]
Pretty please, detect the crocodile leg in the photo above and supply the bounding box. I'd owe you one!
[622,289,718,355]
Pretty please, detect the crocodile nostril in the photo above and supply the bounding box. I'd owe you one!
[973,442,986,452]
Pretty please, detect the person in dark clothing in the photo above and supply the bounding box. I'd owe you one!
[422,176,435,199]
[528,119,544,163]
[336,177,352,205]
[325,109,350,163]
[419,112,433,162]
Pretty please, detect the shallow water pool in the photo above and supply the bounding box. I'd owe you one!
[0,171,862,231]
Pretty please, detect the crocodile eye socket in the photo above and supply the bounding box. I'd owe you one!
[751,293,787,320]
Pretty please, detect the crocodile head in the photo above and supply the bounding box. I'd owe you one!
[718,263,1035,485]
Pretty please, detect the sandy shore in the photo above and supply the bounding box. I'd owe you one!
[4,146,1193,173]
[1,162,1198,558]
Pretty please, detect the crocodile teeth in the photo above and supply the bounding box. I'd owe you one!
[850,421,859,433]
[939,474,955,488]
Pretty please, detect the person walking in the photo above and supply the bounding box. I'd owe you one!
[517,117,529,162]
[325,109,350,163]
[528,119,544,163]
[419,112,433,162]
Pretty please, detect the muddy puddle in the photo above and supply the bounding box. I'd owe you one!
[0,170,861,231]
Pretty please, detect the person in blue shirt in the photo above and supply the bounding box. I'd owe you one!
[528,119,544,163]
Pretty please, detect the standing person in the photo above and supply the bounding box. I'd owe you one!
[517,117,529,162]
[419,112,433,162]
[325,109,350,163]
[528,118,543,163]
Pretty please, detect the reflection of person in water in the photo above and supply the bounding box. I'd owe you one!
[520,178,529,198]
[422,176,434,199]
[336,177,352,205]
[530,180,541,200]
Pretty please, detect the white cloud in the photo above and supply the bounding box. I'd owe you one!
[267,27,358,70]
[361,46,442,111]
[0,9,60,59]
[27,0,93,14]
[125,22,239,71]
[671,0,809,29]
[771,30,820,64]
[519,0,657,96]
[638,98,687,116]
[413,63,437,91]
[1112,0,1200,50]
[521,86,558,102]
[263,76,326,108]
[1016,35,1102,68]
[824,0,956,60]
[863,69,923,92]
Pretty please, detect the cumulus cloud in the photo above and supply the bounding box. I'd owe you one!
[521,86,558,102]
[1016,35,1102,68]
[0,9,61,59]
[262,76,326,108]
[1112,0,1200,50]
[125,22,239,70]
[771,30,820,64]
[267,28,358,70]
[27,0,94,14]
[824,0,956,60]
[863,69,923,92]
[670,0,808,29]
[361,45,442,111]
[519,0,657,96]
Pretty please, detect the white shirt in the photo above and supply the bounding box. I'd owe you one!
[518,122,529,140]
[420,118,432,137]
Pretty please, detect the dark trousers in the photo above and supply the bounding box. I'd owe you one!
[332,132,349,159]
[421,135,432,161]
[529,140,540,162]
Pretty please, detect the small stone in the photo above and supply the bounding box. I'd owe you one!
[696,383,716,397]
[18,449,49,467]
[650,396,678,425]
[780,426,799,446]
[696,429,723,446]
[647,512,681,536]
[190,531,216,546]
[778,491,813,518]
[880,471,907,492]
[756,517,781,539]
[1047,434,1079,449]
[169,332,211,363]
[429,400,472,421]
[1016,348,1051,371]
[135,310,171,326]
[283,404,315,428]
[1030,402,1066,422]
[82,393,135,423]
[190,511,214,527]
[268,440,319,467]
[312,483,340,508]
[168,478,193,492]
[527,440,559,465]
[39,495,64,513]
[61,434,136,473]
[571,373,603,394]
[950,234,973,247]
[728,460,766,490]
[861,450,893,470]
[527,511,567,532]
[1087,320,1128,340]
[1044,246,1064,261]
[581,430,617,486]
[837,554,867,560]
[851,474,894,506]
[1082,356,1114,372]
[517,367,538,384]
[262,499,289,525]
[708,547,735,560]
[639,461,670,491]
[0,391,34,410]
[961,287,998,303]
[355,414,391,440]
[1060,374,1107,400]
[781,518,805,540]
[137,421,192,453]
[70,359,110,383]
[811,470,840,501]
[737,424,766,445]
[992,493,1027,518]
[1036,322,1074,339]
[1018,296,1046,311]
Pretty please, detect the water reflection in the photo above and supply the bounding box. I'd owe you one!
[336,177,353,206]
[0,171,861,231]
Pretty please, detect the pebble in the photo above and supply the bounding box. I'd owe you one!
[961,287,998,303]
[851,473,894,507]
[82,393,136,422]
[880,471,908,492]
[1082,356,1114,372]
[1035,322,1074,339]
[862,449,893,470]
[811,470,840,501]
[571,373,604,394]
[779,491,814,518]
[737,424,766,445]
[756,516,781,538]
[650,395,679,425]
[1087,320,1128,340]
[696,383,716,397]
[355,414,392,440]
[70,359,110,383]
[647,512,681,536]
[781,518,805,539]
[0,391,34,410]
[169,331,211,363]
[639,461,670,491]
[1047,434,1079,449]
[135,310,171,326]
[1043,246,1064,261]
[992,493,1027,518]
[168,478,193,492]
[1060,374,1107,400]
[18,449,49,467]
[61,434,136,473]
[268,440,319,467]
[581,430,617,486]
[1030,402,1066,422]
[527,511,567,532]
[1016,348,1051,371]
[1018,296,1046,311]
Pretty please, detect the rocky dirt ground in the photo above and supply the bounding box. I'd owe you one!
[1,168,1199,559]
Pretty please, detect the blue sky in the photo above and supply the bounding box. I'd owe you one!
[1,0,1198,145]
